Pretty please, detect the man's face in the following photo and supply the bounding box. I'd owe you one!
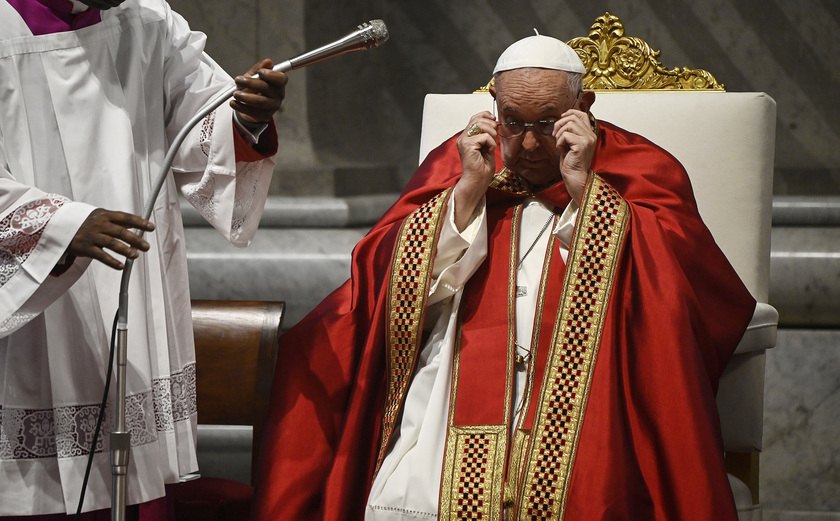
[493,68,580,187]
[77,0,128,9]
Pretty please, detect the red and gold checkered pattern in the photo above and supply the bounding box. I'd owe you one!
[518,174,628,519]
[440,426,507,521]
[489,167,530,195]
[377,188,452,474]
[455,434,492,518]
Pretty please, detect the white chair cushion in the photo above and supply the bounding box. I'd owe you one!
[718,304,778,452]
[735,302,779,356]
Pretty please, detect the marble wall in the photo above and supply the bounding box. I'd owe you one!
[763,330,840,518]
[765,208,840,519]
[169,0,840,518]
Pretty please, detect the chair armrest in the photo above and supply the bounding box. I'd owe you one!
[734,302,778,355]
[718,302,777,453]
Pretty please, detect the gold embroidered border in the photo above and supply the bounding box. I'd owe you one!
[517,175,629,519]
[507,205,522,421]
[504,205,559,511]
[377,188,452,474]
[490,167,530,194]
[440,425,507,521]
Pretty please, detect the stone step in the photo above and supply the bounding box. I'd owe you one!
[183,194,840,229]
[772,196,840,227]
[181,193,399,228]
[185,227,366,327]
[770,227,840,327]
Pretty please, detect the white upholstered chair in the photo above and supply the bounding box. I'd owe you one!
[418,13,777,521]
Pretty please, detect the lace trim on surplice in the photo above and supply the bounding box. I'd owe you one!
[0,363,196,460]
[182,111,264,242]
[0,195,69,288]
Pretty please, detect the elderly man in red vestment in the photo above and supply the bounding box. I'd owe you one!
[253,34,755,521]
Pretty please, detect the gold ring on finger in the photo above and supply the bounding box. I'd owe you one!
[467,123,482,137]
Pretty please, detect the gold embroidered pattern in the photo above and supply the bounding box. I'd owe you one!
[377,189,451,474]
[440,309,509,520]
[490,167,530,195]
[440,425,507,521]
[504,429,531,511]
[517,175,628,519]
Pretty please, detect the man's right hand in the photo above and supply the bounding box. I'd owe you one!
[68,209,155,270]
[454,111,498,232]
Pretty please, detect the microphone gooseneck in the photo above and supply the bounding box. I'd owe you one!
[123,18,391,257]
[106,18,388,521]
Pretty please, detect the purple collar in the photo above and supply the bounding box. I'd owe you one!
[8,0,101,35]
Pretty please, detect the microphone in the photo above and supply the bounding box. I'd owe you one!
[272,19,389,73]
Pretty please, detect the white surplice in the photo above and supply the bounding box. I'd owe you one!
[366,191,577,520]
[0,0,275,515]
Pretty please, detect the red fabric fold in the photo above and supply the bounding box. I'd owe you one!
[233,120,279,163]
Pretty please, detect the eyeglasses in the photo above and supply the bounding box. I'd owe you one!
[493,89,582,139]
[498,119,558,138]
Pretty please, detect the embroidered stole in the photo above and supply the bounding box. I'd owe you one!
[377,188,453,475]
[380,174,629,519]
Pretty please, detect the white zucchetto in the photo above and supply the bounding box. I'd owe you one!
[493,31,586,75]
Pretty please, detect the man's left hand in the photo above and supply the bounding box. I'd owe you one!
[231,59,288,123]
[553,109,597,205]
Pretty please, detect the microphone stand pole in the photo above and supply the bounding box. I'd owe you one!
[108,81,238,521]
[110,274,131,521]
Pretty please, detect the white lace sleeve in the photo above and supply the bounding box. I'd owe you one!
[0,187,95,337]
[161,5,276,247]
[0,196,68,284]
[179,158,266,244]
[178,120,271,247]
